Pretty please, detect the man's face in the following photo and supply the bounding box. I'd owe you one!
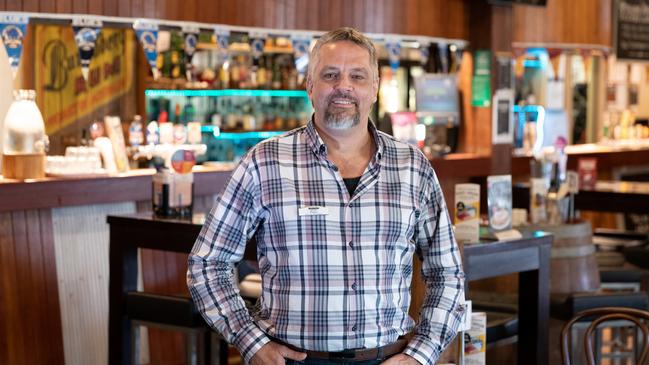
[307,41,379,131]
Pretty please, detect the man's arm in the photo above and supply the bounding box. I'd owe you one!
[187,158,270,363]
[402,172,465,365]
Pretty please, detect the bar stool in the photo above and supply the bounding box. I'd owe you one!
[126,292,228,365]
[126,260,263,365]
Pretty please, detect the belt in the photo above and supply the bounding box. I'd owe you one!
[273,337,408,362]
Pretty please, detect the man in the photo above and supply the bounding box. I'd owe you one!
[187,27,465,365]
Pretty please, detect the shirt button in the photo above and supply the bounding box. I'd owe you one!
[351,325,357,331]
[348,241,354,248]
[351,283,357,290]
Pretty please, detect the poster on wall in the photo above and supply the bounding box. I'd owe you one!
[35,25,136,138]
[614,0,649,61]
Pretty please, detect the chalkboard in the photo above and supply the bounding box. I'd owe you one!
[614,0,649,61]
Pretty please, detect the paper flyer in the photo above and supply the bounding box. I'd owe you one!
[454,183,480,244]
[487,175,513,231]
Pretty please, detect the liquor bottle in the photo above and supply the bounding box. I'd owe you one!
[219,62,230,90]
[257,56,269,89]
[238,55,249,89]
[230,58,240,89]
[158,110,168,124]
[250,57,259,89]
[174,103,182,124]
[182,97,196,124]
[271,57,282,90]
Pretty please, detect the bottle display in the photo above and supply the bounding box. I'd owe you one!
[145,90,312,162]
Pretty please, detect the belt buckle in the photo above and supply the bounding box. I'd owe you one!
[329,350,357,360]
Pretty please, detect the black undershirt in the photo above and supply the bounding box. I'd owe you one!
[343,176,362,196]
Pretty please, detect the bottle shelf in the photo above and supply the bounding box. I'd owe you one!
[145,89,309,98]
[200,126,286,140]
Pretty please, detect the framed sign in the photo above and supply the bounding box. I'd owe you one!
[614,0,649,61]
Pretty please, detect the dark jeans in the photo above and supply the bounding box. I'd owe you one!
[285,357,391,365]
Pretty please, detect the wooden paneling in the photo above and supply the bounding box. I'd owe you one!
[51,202,136,365]
[512,0,612,46]
[0,209,65,365]
[0,0,615,45]
[0,0,469,39]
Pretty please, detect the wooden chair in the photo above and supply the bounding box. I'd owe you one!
[560,307,649,365]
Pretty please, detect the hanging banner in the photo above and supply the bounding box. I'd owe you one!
[385,39,401,70]
[35,25,135,135]
[182,25,199,81]
[133,19,159,79]
[72,17,102,82]
[249,32,266,61]
[214,28,230,53]
[291,37,310,75]
[0,13,29,79]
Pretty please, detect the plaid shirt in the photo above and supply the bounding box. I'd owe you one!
[187,120,465,365]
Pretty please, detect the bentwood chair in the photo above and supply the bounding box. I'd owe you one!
[561,307,649,365]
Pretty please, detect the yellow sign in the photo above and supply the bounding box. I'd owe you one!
[35,25,135,134]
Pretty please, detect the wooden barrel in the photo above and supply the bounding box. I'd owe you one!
[522,220,600,294]
[2,153,45,179]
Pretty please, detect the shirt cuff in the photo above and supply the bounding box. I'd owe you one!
[402,335,441,365]
[231,321,271,364]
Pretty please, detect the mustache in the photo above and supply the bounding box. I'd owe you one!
[326,91,358,105]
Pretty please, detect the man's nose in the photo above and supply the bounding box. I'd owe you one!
[334,75,354,91]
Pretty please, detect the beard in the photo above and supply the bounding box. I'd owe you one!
[322,91,361,130]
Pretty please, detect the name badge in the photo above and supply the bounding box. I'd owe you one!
[298,206,329,216]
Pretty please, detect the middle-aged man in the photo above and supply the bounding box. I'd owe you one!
[188,27,465,365]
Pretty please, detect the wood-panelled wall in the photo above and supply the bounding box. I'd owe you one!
[512,0,612,46]
[0,210,65,365]
[0,0,469,40]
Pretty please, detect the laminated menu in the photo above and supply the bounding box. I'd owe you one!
[487,175,512,231]
[464,312,486,365]
[104,116,130,172]
[454,183,480,244]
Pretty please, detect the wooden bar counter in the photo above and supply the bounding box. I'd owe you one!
[0,165,233,365]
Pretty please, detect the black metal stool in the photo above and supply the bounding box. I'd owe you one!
[126,292,228,365]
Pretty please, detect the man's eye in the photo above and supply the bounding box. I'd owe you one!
[323,73,336,79]
[352,74,365,80]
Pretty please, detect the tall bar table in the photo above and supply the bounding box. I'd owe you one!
[107,213,551,365]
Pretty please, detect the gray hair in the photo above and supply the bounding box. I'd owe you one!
[307,27,379,82]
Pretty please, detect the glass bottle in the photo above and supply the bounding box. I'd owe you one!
[3,89,47,155]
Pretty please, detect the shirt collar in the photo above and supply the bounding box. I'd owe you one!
[304,117,384,161]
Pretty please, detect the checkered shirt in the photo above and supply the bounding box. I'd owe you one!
[187,120,465,365]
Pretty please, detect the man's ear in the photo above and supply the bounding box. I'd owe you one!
[372,77,379,103]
